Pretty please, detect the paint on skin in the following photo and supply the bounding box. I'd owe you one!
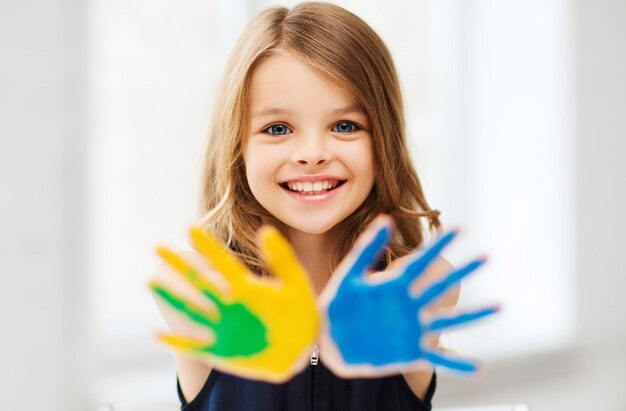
[327,226,499,372]
[150,282,268,357]
[149,226,320,383]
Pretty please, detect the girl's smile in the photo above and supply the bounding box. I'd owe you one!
[278,174,347,202]
[244,50,375,236]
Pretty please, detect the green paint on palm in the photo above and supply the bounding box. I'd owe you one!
[151,284,268,357]
[208,301,268,357]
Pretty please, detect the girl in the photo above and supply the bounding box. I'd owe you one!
[153,2,461,410]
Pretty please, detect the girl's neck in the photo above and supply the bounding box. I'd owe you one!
[284,228,334,295]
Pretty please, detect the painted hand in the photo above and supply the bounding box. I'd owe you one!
[319,216,498,377]
[149,226,319,382]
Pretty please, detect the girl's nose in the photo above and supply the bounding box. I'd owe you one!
[293,135,329,166]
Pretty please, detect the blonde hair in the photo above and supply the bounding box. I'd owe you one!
[198,2,440,273]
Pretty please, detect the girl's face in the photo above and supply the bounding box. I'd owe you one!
[244,51,375,237]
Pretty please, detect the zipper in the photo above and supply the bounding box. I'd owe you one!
[310,345,319,411]
[310,345,319,365]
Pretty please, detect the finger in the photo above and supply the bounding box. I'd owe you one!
[156,245,224,306]
[258,225,312,290]
[344,220,392,283]
[189,227,252,294]
[149,280,220,326]
[398,230,458,287]
[425,305,499,333]
[156,334,249,372]
[155,331,215,353]
[413,257,486,308]
[320,217,391,305]
[422,349,479,373]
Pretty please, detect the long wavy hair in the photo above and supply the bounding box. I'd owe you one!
[197,2,441,274]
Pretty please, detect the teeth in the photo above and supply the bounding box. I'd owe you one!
[284,179,341,193]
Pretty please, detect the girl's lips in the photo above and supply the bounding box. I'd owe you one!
[277,175,347,184]
[279,180,346,203]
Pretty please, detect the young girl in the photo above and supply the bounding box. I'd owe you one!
[153,2,461,410]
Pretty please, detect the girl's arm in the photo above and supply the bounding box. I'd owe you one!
[400,256,460,400]
[150,251,213,403]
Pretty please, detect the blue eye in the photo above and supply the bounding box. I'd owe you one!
[265,123,292,136]
[333,121,359,133]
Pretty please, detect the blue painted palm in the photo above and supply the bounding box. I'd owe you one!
[321,217,499,375]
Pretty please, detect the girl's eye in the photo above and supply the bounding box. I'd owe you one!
[333,121,359,133]
[264,123,292,136]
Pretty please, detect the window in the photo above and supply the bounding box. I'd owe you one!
[86,0,251,404]
[425,0,576,359]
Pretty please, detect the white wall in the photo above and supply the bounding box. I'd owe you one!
[0,1,89,410]
[575,0,626,347]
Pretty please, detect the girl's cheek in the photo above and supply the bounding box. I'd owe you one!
[245,142,282,181]
[345,139,375,174]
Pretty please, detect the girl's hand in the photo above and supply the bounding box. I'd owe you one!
[318,215,498,377]
[149,226,319,383]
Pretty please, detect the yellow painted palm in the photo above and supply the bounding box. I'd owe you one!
[149,225,319,383]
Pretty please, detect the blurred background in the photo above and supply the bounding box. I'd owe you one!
[1,0,624,410]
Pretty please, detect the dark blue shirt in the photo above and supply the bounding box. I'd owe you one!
[177,360,436,411]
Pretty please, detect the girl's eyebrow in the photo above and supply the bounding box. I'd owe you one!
[331,106,366,115]
[251,105,366,118]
